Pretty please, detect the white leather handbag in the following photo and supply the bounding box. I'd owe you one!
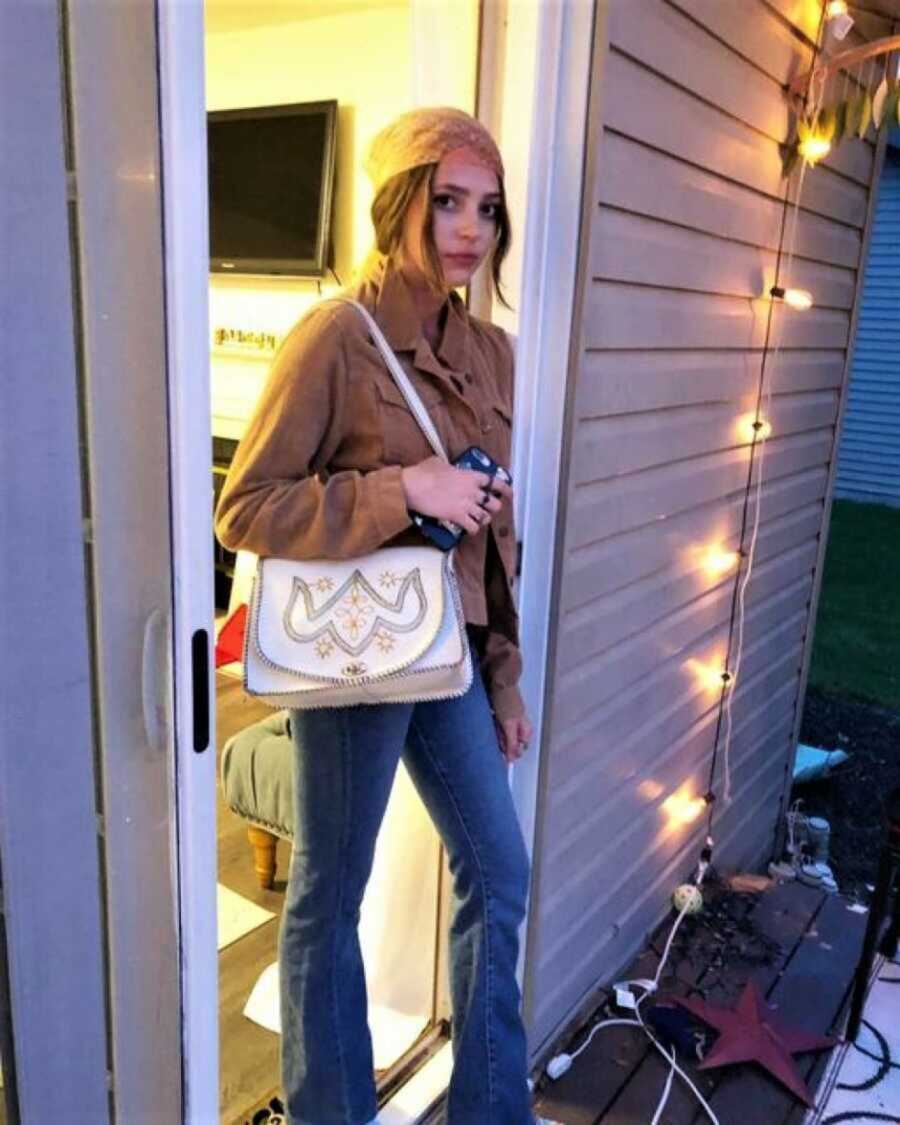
[243,298,473,710]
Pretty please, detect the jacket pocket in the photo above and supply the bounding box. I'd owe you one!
[373,375,445,465]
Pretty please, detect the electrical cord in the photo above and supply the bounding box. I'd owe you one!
[545,857,720,1123]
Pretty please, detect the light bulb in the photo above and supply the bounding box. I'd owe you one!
[688,658,734,692]
[826,0,847,17]
[798,134,832,164]
[737,413,772,442]
[770,285,814,310]
[663,793,709,826]
[704,546,741,576]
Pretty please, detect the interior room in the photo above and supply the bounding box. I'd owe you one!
[204,2,479,1119]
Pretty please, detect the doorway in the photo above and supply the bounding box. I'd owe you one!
[201,2,480,1119]
[158,0,585,1118]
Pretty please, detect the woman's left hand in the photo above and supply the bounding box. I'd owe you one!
[496,714,534,763]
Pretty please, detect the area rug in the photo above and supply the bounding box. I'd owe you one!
[805,954,900,1123]
[217,882,276,951]
[238,1091,286,1125]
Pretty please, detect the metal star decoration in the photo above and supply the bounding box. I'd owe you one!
[674,980,836,1105]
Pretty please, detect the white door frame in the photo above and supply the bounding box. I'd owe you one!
[477,0,597,1002]
[156,0,595,1115]
[157,4,219,1122]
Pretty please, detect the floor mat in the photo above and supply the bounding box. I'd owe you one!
[243,960,429,1071]
[805,955,900,1123]
[217,882,276,951]
[237,1091,285,1125]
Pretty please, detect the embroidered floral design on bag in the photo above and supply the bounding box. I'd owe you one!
[336,604,374,640]
[284,566,432,657]
[313,577,335,594]
[374,627,396,653]
[335,581,375,640]
[379,570,401,589]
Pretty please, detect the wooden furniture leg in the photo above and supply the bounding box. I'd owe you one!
[247,826,278,889]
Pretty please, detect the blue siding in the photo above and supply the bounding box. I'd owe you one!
[835,149,900,507]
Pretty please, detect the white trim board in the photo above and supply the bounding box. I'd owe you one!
[157,2,219,1122]
[380,1042,454,1125]
[491,0,597,1003]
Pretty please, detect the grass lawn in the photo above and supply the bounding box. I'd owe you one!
[808,498,900,711]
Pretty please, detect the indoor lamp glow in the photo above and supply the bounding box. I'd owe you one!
[825,0,854,39]
[770,285,814,310]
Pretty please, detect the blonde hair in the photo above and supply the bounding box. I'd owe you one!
[368,163,513,310]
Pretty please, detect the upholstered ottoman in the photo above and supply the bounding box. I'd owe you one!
[221,711,296,888]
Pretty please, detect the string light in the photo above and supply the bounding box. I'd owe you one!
[663,791,715,826]
[799,132,832,163]
[688,658,735,693]
[736,412,773,442]
[703,546,742,576]
[770,284,814,310]
[795,113,832,165]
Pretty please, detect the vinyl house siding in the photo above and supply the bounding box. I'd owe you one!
[522,0,891,1056]
[835,147,900,506]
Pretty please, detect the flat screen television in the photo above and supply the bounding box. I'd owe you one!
[208,99,337,277]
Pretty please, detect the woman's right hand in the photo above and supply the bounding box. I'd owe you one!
[401,456,512,536]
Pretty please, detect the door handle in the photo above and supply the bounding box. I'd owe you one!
[141,607,171,752]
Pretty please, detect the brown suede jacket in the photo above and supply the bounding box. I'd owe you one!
[214,254,524,721]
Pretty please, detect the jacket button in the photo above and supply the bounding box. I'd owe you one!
[498,526,510,538]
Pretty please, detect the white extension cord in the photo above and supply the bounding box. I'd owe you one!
[541,856,720,1125]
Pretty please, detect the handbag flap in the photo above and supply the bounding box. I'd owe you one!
[251,545,448,683]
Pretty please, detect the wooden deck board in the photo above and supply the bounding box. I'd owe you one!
[597,882,822,1124]
[699,891,867,1124]
[530,949,663,1125]
[533,879,866,1125]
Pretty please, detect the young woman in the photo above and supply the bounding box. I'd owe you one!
[215,106,558,1125]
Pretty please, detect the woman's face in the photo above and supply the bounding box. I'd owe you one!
[401,147,502,290]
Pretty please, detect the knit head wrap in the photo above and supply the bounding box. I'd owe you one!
[363,105,504,191]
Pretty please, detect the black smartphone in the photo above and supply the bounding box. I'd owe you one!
[410,446,512,551]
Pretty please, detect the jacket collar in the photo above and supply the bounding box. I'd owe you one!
[361,253,470,376]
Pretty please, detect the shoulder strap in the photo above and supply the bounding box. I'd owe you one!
[330,297,448,462]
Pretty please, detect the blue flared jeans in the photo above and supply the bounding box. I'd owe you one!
[279,627,534,1125]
